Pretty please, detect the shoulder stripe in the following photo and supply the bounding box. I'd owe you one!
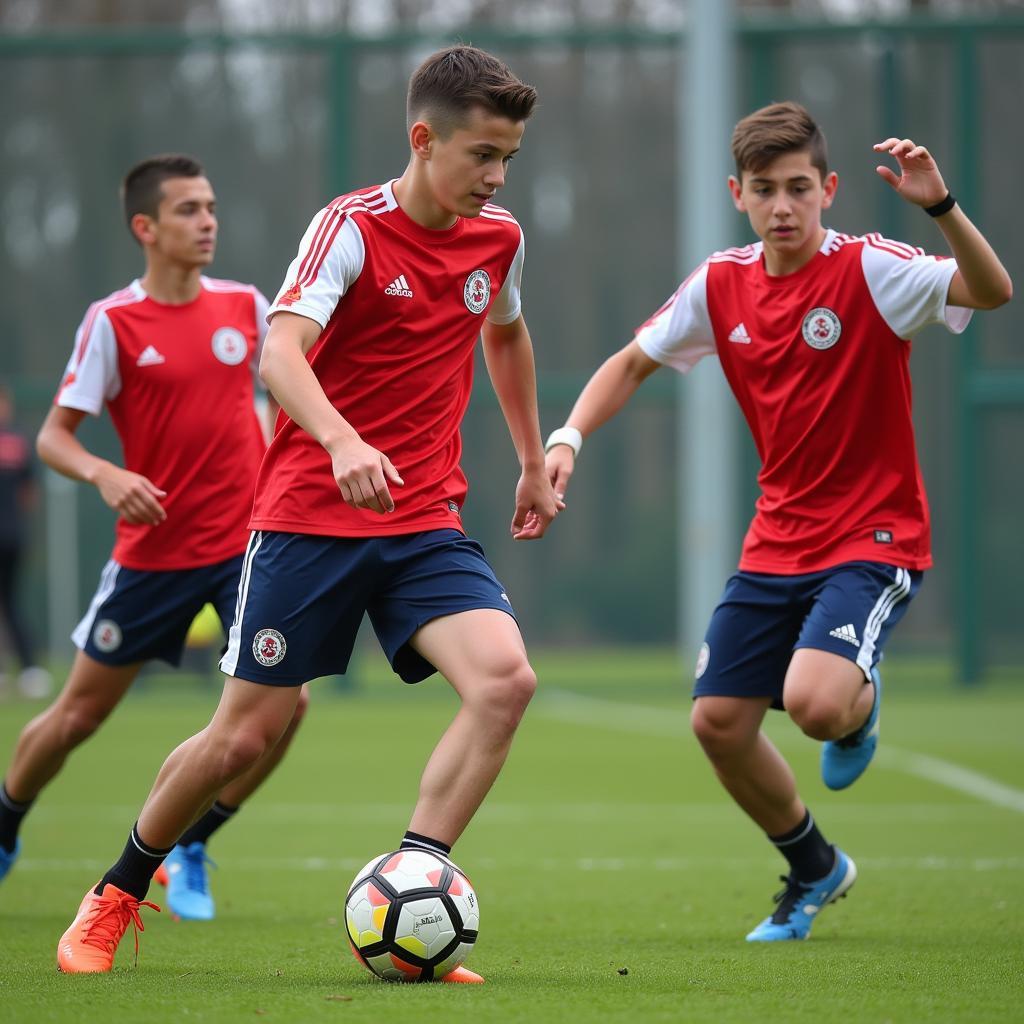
[201,277,258,294]
[637,260,708,332]
[299,213,347,289]
[863,233,924,260]
[479,210,519,226]
[73,287,142,368]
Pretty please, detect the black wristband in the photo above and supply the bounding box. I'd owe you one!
[924,192,956,218]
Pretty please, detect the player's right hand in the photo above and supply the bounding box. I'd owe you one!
[329,437,404,515]
[94,464,167,525]
[545,446,575,505]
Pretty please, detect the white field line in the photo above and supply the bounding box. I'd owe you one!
[535,689,1024,816]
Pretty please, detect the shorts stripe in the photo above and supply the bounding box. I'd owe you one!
[220,531,263,677]
[71,559,120,650]
[857,567,911,675]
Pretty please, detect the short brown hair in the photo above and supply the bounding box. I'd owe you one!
[731,102,828,181]
[407,45,537,137]
[121,154,205,232]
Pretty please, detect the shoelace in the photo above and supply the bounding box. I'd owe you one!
[81,889,160,964]
[182,846,217,895]
[769,874,813,924]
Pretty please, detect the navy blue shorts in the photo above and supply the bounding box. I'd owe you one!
[72,554,244,667]
[693,561,923,710]
[219,529,517,687]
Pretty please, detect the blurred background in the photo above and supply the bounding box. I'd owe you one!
[1,0,1022,687]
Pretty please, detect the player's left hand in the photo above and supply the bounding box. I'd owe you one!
[873,138,949,208]
[511,468,564,541]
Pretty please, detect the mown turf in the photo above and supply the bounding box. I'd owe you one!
[1,651,1022,1023]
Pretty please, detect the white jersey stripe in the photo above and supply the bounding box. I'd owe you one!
[71,559,121,650]
[857,568,912,675]
[71,290,139,370]
[220,531,264,676]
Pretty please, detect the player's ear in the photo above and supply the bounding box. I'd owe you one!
[409,121,433,161]
[130,212,157,246]
[821,171,838,210]
[728,175,745,212]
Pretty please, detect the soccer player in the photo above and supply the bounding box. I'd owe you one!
[545,103,1011,941]
[55,46,559,978]
[0,154,308,921]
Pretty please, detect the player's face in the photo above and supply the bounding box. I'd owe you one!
[425,107,524,219]
[143,176,218,268]
[729,151,837,268]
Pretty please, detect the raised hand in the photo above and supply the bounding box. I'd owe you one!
[873,138,949,208]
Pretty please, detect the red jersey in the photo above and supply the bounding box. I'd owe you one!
[56,277,269,570]
[252,181,526,537]
[635,230,972,574]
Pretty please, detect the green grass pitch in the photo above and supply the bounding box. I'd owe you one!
[1,649,1022,1023]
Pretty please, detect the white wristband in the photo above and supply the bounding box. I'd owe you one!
[545,426,583,457]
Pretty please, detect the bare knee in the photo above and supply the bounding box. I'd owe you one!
[53,699,112,749]
[690,700,758,761]
[207,728,277,781]
[787,693,847,741]
[290,686,311,727]
[464,659,537,732]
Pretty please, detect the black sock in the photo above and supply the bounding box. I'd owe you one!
[768,810,835,881]
[0,782,33,854]
[178,801,238,848]
[400,830,452,858]
[96,824,174,901]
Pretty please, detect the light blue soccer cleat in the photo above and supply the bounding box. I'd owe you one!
[746,847,857,942]
[0,839,21,883]
[164,842,216,920]
[821,668,882,790]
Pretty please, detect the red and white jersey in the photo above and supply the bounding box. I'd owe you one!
[635,229,972,574]
[56,277,270,570]
[253,180,525,537]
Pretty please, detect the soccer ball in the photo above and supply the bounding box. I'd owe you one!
[344,849,480,982]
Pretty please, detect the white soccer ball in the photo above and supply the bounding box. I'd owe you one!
[345,849,479,982]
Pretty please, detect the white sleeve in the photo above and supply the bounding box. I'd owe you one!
[267,210,365,328]
[634,262,717,373]
[861,237,973,339]
[486,228,525,325]
[251,289,270,393]
[56,308,121,414]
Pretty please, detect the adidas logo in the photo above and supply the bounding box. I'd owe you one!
[384,274,414,299]
[829,623,860,646]
[136,345,165,367]
[728,322,752,344]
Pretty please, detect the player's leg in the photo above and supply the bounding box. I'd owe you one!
[57,675,301,973]
[691,570,853,941]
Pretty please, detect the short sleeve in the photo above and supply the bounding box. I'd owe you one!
[634,262,717,373]
[251,289,270,392]
[486,228,525,325]
[56,307,121,414]
[860,236,973,339]
[268,209,365,329]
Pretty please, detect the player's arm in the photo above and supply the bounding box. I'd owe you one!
[874,138,1012,309]
[544,340,661,500]
[259,310,402,515]
[36,405,167,525]
[480,314,561,541]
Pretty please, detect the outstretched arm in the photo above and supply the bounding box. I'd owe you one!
[260,311,403,515]
[480,315,561,540]
[874,137,1012,309]
[544,340,661,499]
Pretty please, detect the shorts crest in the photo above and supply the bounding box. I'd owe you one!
[253,628,287,667]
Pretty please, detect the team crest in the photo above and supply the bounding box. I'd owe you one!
[278,282,302,306]
[252,628,287,667]
[801,307,842,350]
[695,642,710,680]
[93,619,123,654]
[464,270,491,314]
[212,327,248,365]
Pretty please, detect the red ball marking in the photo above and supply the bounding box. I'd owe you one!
[447,874,463,896]
[390,953,422,978]
[427,869,443,887]
[367,882,390,907]
[382,852,404,873]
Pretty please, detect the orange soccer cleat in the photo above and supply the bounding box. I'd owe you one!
[57,882,160,973]
[440,965,485,983]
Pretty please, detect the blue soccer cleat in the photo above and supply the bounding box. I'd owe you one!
[746,847,857,942]
[821,668,882,791]
[163,842,216,920]
[0,839,21,883]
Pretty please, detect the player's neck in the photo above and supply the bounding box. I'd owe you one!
[392,168,459,231]
[139,260,205,305]
[761,226,828,277]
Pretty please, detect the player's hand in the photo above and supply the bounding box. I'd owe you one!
[328,436,404,514]
[545,445,575,505]
[873,138,949,208]
[511,467,564,541]
[93,464,167,525]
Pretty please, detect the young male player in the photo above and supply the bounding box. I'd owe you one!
[56,47,559,979]
[545,103,1011,941]
[0,155,308,921]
